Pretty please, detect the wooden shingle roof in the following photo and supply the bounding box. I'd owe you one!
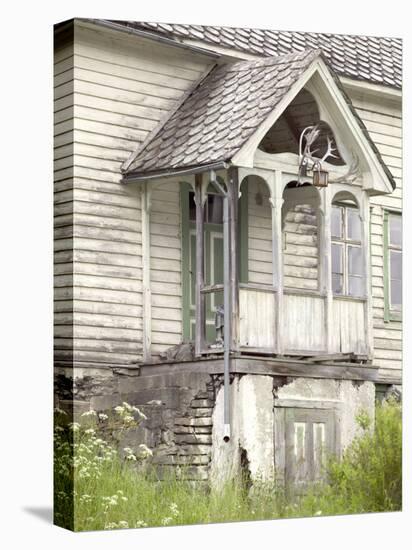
[123,50,320,177]
[115,21,402,90]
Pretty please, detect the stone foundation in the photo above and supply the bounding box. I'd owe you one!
[55,365,376,485]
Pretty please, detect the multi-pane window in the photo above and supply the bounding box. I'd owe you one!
[384,212,402,319]
[331,203,363,297]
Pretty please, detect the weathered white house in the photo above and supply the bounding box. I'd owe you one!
[54,19,402,486]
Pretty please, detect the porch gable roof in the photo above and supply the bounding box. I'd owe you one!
[122,49,395,191]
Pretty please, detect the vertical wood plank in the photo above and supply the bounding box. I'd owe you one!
[272,170,284,354]
[141,182,152,361]
[320,186,333,352]
[361,192,374,358]
[194,174,205,356]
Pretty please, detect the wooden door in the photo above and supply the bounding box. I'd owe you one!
[275,407,338,493]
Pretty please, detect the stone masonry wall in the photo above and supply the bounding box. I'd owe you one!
[54,368,218,482]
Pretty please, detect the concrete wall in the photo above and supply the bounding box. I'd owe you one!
[210,374,375,488]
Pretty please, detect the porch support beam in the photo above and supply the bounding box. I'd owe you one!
[228,167,240,351]
[361,193,373,358]
[271,170,284,355]
[141,182,152,362]
[194,173,206,356]
[319,186,333,352]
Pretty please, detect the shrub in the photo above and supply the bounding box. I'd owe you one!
[291,398,402,517]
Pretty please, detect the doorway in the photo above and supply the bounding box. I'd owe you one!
[181,182,248,343]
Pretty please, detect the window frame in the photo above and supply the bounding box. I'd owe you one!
[331,202,364,298]
[383,209,402,322]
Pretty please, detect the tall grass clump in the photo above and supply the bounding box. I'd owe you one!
[54,397,401,531]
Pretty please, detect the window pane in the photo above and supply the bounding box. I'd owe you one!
[207,195,223,224]
[390,250,402,280]
[332,274,343,294]
[189,192,196,221]
[389,215,402,247]
[349,275,363,296]
[331,243,343,275]
[348,246,363,276]
[331,206,343,239]
[347,208,361,241]
[390,279,402,309]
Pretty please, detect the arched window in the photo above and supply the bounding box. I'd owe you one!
[331,194,363,297]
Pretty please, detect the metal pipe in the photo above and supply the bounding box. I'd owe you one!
[209,169,231,443]
[223,193,231,442]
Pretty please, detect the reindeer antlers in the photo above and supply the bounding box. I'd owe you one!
[298,125,360,185]
[301,125,339,165]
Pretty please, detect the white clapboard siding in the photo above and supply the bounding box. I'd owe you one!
[54,35,74,365]
[53,21,212,366]
[283,204,319,291]
[248,178,273,285]
[149,181,183,352]
[346,89,402,377]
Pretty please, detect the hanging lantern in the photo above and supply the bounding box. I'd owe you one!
[312,161,329,187]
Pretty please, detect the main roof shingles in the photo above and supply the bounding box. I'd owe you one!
[124,50,320,176]
[114,20,402,90]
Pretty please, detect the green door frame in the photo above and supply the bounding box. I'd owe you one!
[180,180,248,341]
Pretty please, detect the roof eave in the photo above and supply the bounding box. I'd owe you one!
[122,160,231,183]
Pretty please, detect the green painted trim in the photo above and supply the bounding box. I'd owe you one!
[383,209,402,323]
[369,206,373,294]
[238,179,249,283]
[383,209,390,322]
[180,180,249,339]
[180,182,192,341]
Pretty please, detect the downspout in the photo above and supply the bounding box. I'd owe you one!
[209,170,231,443]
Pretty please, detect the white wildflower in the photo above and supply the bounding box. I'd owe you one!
[135,520,148,528]
[68,422,80,432]
[104,522,118,530]
[84,428,96,435]
[118,521,129,529]
[315,510,322,516]
[81,410,97,417]
[54,407,67,416]
[98,413,108,421]
[138,444,153,458]
[170,502,179,517]
[161,517,173,526]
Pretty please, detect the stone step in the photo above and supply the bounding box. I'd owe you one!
[175,434,212,445]
[174,417,213,427]
[191,407,213,418]
[190,398,214,408]
[152,454,210,466]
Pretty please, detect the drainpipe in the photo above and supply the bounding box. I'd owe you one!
[209,171,231,442]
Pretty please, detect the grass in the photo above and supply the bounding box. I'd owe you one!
[54,398,402,531]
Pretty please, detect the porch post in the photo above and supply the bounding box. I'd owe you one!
[194,173,206,356]
[361,193,373,358]
[228,167,240,351]
[319,186,333,352]
[271,170,284,355]
[141,181,152,362]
